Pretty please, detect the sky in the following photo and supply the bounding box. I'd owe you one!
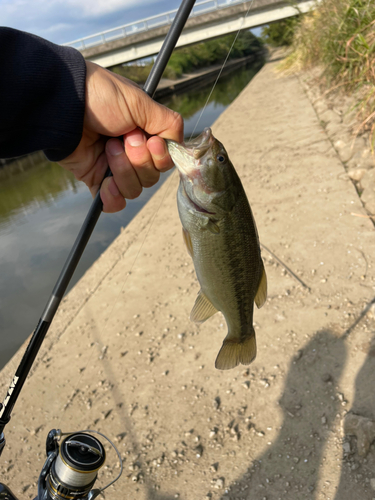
[1,0,186,45]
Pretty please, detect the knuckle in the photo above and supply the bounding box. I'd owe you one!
[160,155,174,167]
[107,153,126,170]
[172,111,184,132]
[126,186,143,200]
[142,179,157,188]
[133,159,153,171]
[158,164,173,173]
[111,162,129,177]
[124,151,145,167]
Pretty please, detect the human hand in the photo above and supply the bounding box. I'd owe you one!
[59,61,184,213]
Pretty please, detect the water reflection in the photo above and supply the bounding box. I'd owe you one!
[0,60,263,370]
[0,176,167,369]
[161,61,263,137]
[0,157,78,231]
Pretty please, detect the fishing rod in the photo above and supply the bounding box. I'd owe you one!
[0,0,195,495]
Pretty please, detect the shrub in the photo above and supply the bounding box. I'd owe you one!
[111,31,263,83]
[282,0,375,139]
[261,17,301,47]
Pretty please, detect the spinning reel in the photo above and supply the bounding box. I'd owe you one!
[0,429,122,500]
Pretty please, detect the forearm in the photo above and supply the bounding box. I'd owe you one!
[0,27,86,161]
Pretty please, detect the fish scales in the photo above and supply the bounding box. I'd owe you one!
[183,188,262,339]
[167,127,267,370]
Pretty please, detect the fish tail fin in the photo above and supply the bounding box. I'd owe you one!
[215,329,257,370]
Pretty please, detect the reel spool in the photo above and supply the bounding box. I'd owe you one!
[46,432,105,500]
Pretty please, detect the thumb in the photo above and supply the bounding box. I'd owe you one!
[85,61,184,142]
[111,71,184,142]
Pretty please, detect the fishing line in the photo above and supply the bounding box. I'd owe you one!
[60,0,257,414]
[78,0,259,398]
[71,0,259,398]
[189,0,256,140]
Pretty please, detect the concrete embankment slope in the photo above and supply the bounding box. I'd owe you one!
[154,55,257,99]
[2,55,375,500]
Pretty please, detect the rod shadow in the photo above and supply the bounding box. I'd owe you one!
[89,310,177,500]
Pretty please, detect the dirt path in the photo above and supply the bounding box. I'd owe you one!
[1,53,375,500]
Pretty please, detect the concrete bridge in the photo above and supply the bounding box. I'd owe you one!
[64,0,315,68]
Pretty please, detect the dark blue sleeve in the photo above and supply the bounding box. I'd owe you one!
[0,27,86,161]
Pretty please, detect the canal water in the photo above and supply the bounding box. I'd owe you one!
[0,59,263,370]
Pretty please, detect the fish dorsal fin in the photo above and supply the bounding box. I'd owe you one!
[255,264,267,309]
[190,290,218,324]
[182,228,193,258]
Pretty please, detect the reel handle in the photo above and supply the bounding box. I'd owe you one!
[0,483,19,500]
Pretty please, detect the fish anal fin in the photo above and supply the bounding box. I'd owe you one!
[215,331,257,370]
[255,264,267,309]
[190,290,218,324]
[182,228,193,258]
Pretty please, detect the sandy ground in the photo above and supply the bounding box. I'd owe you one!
[1,53,375,500]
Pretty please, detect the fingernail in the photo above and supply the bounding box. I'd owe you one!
[149,139,167,160]
[126,130,145,147]
[154,144,167,161]
[106,140,124,156]
[108,178,121,197]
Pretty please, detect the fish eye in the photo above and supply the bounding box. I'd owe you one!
[216,154,226,163]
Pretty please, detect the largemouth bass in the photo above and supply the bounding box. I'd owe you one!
[166,128,267,370]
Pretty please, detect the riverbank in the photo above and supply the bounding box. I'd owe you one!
[0,62,261,372]
[299,65,375,217]
[0,151,47,177]
[1,50,375,500]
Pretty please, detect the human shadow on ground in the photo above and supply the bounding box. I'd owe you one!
[334,333,375,500]
[219,329,347,500]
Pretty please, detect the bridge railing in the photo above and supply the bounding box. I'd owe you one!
[63,0,247,50]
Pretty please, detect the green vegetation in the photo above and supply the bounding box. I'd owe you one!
[0,159,77,225]
[165,31,262,78]
[111,31,263,83]
[261,17,301,47]
[111,62,154,84]
[160,60,263,120]
[280,0,375,139]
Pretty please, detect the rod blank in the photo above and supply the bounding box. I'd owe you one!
[0,0,196,438]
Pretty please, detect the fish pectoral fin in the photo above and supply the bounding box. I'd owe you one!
[215,330,257,370]
[206,220,220,234]
[254,264,267,309]
[190,290,218,324]
[182,228,194,258]
[198,217,220,234]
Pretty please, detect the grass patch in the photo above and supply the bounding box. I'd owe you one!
[280,0,375,142]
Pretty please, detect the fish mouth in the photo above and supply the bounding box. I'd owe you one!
[186,127,214,159]
[166,127,214,175]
